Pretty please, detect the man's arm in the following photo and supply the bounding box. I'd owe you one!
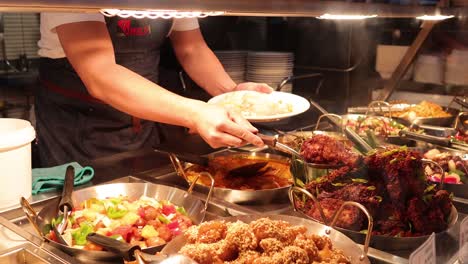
[170,29,272,96]
[55,21,263,148]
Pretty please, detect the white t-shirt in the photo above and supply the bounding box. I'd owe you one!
[38,13,199,59]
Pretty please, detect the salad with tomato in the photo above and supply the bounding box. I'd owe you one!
[424,149,467,185]
[46,195,192,250]
[346,116,407,137]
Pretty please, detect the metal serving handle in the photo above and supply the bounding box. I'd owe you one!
[314,114,345,135]
[87,233,142,262]
[365,101,393,118]
[309,99,373,153]
[329,201,373,261]
[20,197,44,239]
[398,130,451,147]
[288,186,328,226]
[257,133,302,156]
[169,153,214,214]
[421,158,446,190]
[276,73,323,92]
[454,111,468,130]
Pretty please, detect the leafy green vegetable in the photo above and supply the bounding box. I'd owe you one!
[295,178,305,188]
[51,215,64,227]
[359,230,368,234]
[366,186,376,191]
[176,206,188,216]
[382,146,407,157]
[351,178,368,184]
[109,197,122,205]
[424,184,436,193]
[72,223,93,246]
[158,215,170,224]
[365,130,379,149]
[110,234,125,242]
[331,182,347,187]
[106,206,128,219]
[450,169,466,177]
[374,196,383,203]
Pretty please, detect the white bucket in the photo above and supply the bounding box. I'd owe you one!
[0,118,35,209]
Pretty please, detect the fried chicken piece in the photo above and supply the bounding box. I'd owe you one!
[293,234,319,261]
[227,250,261,264]
[249,218,293,243]
[309,234,333,251]
[197,220,227,243]
[252,255,283,264]
[259,238,283,255]
[184,225,199,244]
[179,241,236,264]
[226,221,258,251]
[274,246,309,264]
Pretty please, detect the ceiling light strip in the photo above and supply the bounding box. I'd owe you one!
[100,9,225,19]
[317,14,378,20]
[416,15,454,21]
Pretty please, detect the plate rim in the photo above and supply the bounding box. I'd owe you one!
[207,91,310,123]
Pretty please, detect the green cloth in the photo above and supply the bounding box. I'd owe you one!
[32,162,94,195]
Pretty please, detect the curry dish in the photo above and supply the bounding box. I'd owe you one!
[185,155,292,190]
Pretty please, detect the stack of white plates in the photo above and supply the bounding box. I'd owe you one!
[246,52,294,93]
[215,50,247,84]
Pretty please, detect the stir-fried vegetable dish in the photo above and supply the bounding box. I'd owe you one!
[345,116,407,137]
[46,195,192,250]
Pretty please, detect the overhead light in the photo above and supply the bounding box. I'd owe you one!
[416,15,454,21]
[317,14,378,20]
[100,9,225,19]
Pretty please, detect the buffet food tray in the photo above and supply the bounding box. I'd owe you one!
[2,172,466,264]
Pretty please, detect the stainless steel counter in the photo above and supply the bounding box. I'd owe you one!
[0,147,466,264]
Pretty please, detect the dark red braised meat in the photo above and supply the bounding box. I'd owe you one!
[297,147,453,237]
[300,135,362,167]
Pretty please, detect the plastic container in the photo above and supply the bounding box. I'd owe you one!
[376,45,413,80]
[413,54,444,85]
[445,49,468,86]
[0,118,35,209]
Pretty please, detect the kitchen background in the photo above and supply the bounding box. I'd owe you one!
[0,12,466,127]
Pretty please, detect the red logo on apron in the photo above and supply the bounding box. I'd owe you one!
[117,19,151,36]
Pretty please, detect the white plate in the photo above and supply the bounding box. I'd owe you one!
[207,91,310,122]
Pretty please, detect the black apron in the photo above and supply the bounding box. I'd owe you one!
[35,17,181,167]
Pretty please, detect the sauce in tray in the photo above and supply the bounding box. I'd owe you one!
[185,155,292,190]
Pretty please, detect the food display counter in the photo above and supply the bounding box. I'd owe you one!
[0,143,466,264]
[0,0,466,263]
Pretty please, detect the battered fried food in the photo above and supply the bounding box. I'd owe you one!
[225,221,258,251]
[259,238,283,255]
[179,218,351,264]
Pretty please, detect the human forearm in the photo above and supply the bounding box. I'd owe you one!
[177,46,236,96]
[84,63,202,130]
[171,30,236,96]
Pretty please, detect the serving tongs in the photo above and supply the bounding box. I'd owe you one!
[310,99,373,153]
[165,150,268,178]
[86,233,197,264]
[53,166,75,245]
[399,130,468,152]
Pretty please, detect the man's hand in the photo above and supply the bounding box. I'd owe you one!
[190,103,264,149]
[234,82,274,93]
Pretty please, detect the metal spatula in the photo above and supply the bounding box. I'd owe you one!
[227,161,268,177]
